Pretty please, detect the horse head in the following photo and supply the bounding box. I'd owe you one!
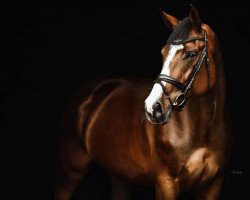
[145,5,217,124]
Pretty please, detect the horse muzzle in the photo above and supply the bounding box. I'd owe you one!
[145,101,172,124]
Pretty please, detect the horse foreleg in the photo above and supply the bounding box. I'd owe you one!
[194,175,223,200]
[110,175,131,200]
[155,174,180,200]
[55,139,91,200]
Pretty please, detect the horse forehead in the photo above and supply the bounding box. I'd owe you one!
[162,44,184,60]
[183,41,201,50]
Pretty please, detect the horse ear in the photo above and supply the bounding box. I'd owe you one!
[189,4,202,33]
[159,9,180,30]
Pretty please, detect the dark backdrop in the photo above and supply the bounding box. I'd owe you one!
[3,0,249,199]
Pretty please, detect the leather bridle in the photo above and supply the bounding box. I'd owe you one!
[154,31,210,112]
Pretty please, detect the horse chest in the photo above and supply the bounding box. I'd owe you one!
[156,131,193,175]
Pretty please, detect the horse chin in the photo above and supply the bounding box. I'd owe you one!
[159,108,173,124]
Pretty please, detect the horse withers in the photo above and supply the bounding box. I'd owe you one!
[55,5,231,200]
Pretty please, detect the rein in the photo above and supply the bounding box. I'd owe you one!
[154,31,210,111]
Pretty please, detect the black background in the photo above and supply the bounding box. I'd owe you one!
[3,0,250,199]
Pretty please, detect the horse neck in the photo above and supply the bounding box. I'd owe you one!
[171,91,216,132]
[210,34,226,124]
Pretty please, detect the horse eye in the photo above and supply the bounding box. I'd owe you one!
[186,51,197,59]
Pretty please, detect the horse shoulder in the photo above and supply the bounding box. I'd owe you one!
[180,147,222,190]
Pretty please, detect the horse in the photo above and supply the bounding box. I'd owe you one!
[55,5,232,200]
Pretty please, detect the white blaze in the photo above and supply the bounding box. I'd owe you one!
[145,44,184,114]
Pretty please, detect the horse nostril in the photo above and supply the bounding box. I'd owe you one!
[152,102,163,119]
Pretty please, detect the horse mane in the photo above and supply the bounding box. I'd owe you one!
[167,18,192,44]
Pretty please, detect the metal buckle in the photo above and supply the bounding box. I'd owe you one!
[173,93,186,111]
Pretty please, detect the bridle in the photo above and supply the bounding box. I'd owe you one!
[154,30,210,112]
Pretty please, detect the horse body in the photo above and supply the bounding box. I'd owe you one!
[55,6,231,200]
[83,79,152,184]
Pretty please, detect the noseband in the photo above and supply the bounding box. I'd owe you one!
[154,31,210,111]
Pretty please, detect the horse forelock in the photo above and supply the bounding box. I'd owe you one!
[167,18,192,44]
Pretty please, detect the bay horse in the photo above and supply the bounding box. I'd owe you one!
[55,5,231,200]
